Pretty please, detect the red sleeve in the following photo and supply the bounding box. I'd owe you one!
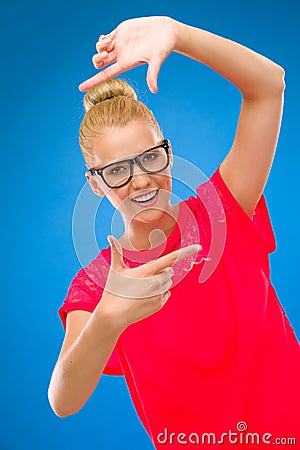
[58,267,123,376]
[196,166,276,255]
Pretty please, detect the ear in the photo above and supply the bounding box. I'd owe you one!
[168,143,174,169]
[85,171,106,197]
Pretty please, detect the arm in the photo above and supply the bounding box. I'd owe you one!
[48,239,200,417]
[48,294,123,418]
[79,16,285,217]
[173,22,284,100]
[173,21,285,217]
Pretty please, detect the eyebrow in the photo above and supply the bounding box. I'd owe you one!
[92,143,162,171]
[92,152,137,172]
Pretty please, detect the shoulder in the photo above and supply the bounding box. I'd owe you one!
[81,247,112,290]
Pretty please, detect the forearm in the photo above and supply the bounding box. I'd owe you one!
[171,18,285,99]
[48,294,123,418]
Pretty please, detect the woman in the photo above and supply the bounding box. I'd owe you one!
[48,16,300,448]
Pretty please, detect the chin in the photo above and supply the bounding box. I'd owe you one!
[134,207,166,223]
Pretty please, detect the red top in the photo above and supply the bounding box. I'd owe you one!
[59,167,300,449]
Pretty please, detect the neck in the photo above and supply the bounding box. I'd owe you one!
[119,203,179,251]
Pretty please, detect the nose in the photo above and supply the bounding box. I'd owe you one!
[130,161,151,188]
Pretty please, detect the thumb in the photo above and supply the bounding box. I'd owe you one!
[146,56,164,94]
[107,235,126,269]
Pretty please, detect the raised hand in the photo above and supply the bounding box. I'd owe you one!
[78,16,177,93]
[99,235,201,330]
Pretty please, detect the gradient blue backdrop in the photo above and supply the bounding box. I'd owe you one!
[2,0,299,449]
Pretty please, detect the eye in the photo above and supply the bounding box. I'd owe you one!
[109,166,126,175]
[143,153,159,162]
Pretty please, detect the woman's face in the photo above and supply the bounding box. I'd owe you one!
[85,120,174,225]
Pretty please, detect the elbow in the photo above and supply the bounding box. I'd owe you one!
[48,397,79,419]
[47,385,80,419]
[245,64,286,100]
[49,406,71,419]
[277,65,286,91]
[271,64,286,92]
[48,391,68,418]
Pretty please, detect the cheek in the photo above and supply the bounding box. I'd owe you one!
[108,189,130,211]
[159,172,172,192]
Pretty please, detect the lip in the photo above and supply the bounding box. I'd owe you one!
[131,189,159,207]
[131,189,159,200]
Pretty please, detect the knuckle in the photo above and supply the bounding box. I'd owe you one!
[166,280,173,290]
[170,253,178,263]
[154,279,162,291]
[142,268,152,278]
[160,293,169,305]
[168,267,174,277]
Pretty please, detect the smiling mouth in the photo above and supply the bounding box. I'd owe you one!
[131,189,159,204]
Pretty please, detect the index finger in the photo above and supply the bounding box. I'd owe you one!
[78,62,122,92]
[147,244,202,274]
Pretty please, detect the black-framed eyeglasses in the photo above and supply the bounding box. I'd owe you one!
[89,139,171,188]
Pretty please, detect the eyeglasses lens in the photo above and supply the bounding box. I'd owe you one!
[102,147,168,187]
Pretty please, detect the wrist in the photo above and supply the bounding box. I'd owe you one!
[95,291,129,335]
[170,18,191,55]
[158,16,184,54]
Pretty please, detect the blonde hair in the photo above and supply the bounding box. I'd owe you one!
[79,78,163,168]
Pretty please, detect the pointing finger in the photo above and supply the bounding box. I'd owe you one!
[78,62,124,91]
[147,244,202,274]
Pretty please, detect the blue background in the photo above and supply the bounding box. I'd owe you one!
[2,0,299,449]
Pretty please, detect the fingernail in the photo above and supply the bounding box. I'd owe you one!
[191,244,202,251]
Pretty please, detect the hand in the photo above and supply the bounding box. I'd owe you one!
[99,235,201,330]
[78,16,177,93]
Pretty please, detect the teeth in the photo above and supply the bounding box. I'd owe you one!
[132,190,158,202]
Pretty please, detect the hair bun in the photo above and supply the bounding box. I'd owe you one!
[83,78,137,112]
